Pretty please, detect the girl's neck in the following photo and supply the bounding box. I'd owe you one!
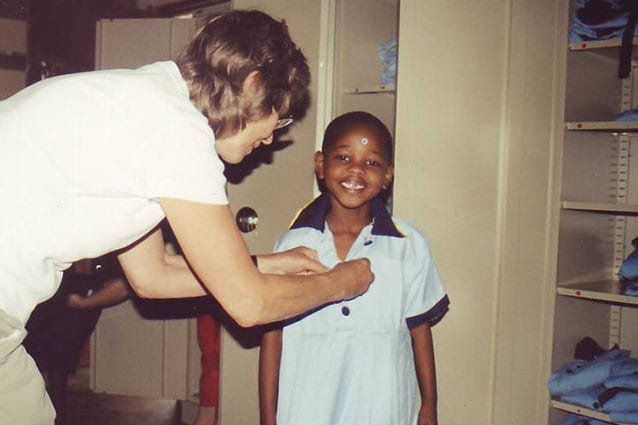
[326,204,372,236]
[326,204,373,261]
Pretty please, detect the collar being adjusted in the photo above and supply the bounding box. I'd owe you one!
[289,193,404,238]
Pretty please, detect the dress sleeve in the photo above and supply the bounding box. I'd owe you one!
[403,227,449,329]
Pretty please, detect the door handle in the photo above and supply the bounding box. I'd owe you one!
[236,207,258,233]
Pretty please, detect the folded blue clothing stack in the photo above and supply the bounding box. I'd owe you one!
[549,349,638,424]
[616,109,638,122]
[570,0,638,43]
[618,237,638,296]
[379,39,397,86]
[549,349,631,396]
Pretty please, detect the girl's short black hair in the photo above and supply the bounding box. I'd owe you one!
[321,111,394,163]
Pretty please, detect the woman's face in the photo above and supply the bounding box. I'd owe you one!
[215,111,279,164]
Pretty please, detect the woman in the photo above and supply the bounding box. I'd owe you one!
[0,10,373,424]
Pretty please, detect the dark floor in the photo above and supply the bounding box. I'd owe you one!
[64,367,186,425]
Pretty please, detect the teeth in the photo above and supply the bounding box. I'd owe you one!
[342,181,364,190]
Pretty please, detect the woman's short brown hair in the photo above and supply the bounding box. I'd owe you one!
[176,10,310,139]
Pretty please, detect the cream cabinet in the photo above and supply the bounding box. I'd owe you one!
[549,4,638,424]
[92,17,204,402]
[329,0,398,133]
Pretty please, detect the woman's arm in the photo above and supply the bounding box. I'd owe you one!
[118,198,373,327]
[411,324,438,425]
[259,329,282,425]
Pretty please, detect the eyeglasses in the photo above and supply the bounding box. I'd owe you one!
[274,116,294,130]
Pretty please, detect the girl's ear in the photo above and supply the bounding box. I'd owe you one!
[314,151,325,179]
[383,164,395,189]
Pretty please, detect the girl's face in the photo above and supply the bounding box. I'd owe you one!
[214,111,279,164]
[315,127,394,212]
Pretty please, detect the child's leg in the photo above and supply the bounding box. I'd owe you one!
[194,313,221,425]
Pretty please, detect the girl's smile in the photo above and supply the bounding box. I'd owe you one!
[315,126,394,212]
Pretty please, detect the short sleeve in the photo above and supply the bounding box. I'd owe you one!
[402,224,449,328]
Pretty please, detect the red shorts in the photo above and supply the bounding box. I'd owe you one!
[197,313,221,407]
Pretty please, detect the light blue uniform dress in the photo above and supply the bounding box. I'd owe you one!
[274,194,449,425]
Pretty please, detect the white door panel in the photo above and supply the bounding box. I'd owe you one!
[93,17,201,401]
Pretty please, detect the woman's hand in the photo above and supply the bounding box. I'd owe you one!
[256,250,374,300]
[256,247,328,274]
[331,258,374,300]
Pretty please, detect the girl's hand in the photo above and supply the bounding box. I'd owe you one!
[67,293,89,309]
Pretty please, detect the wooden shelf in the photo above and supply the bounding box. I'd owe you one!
[342,85,396,95]
[569,37,638,51]
[557,280,638,305]
[566,121,638,132]
[551,400,632,424]
[561,201,638,214]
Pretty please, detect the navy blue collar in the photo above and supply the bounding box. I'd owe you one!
[290,193,404,238]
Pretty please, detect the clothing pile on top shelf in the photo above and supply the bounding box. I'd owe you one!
[379,39,397,86]
[549,337,638,424]
[570,0,638,78]
[618,237,638,296]
[615,109,638,122]
[570,0,638,43]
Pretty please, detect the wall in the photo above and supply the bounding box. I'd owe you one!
[393,1,562,424]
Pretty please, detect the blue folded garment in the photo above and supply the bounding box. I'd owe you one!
[611,358,638,377]
[623,281,638,296]
[560,385,606,410]
[601,390,638,412]
[570,0,638,43]
[606,372,638,390]
[379,39,397,85]
[616,109,638,122]
[610,410,638,424]
[549,350,631,395]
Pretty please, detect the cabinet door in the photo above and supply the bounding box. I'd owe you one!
[92,17,200,400]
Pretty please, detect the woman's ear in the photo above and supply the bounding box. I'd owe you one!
[314,151,325,180]
[242,70,261,95]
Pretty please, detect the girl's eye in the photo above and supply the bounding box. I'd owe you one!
[335,154,349,162]
[366,160,382,167]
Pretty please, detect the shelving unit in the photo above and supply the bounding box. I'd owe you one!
[331,0,398,132]
[550,7,638,424]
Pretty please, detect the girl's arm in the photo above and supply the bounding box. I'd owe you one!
[67,277,130,310]
[118,198,374,327]
[259,329,283,425]
[411,323,438,425]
